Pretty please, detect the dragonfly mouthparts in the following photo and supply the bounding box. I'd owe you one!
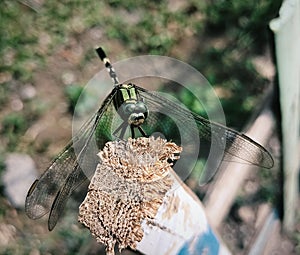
[129,113,146,126]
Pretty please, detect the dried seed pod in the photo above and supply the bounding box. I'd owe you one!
[78,136,182,255]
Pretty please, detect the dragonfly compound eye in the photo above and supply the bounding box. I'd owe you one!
[122,103,136,116]
[135,101,149,119]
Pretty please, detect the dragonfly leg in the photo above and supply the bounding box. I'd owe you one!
[130,125,135,138]
[138,126,148,137]
[119,124,127,139]
[113,121,128,139]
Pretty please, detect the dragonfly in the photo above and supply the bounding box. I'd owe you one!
[25,47,274,231]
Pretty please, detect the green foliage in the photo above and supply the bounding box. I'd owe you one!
[187,0,280,129]
[0,84,9,107]
[257,167,280,203]
[2,113,27,135]
[0,1,39,82]
[1,113,28,151]
[104,1,198,54]
[57,226,92,254]
[64,84,84,113]
[204,0,282,52]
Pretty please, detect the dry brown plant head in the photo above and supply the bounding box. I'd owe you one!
[78,136,182,255]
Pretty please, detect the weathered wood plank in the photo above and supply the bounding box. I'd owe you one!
[270,0,300,232]
[137,172,231,255]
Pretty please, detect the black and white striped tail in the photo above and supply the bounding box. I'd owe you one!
[96,47,119,86]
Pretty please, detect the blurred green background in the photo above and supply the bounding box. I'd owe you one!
[1,0,294,254]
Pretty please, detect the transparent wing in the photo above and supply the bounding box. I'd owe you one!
[25,142,78,220]
[136,85,274,183]
[25,88,117,229]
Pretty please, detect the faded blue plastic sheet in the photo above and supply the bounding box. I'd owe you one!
[177,227,220,255]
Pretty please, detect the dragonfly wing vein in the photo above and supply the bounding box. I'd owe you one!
[25,88,118,223]
[137,86,273,169]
